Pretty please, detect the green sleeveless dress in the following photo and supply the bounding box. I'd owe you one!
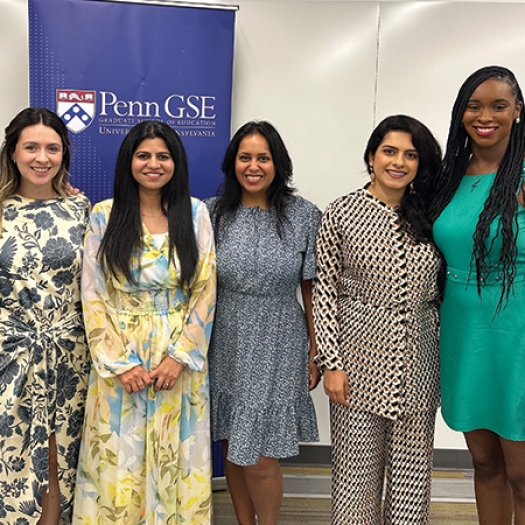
[433,171,525,441]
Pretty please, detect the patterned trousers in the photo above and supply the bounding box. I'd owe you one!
[330,403,436,525]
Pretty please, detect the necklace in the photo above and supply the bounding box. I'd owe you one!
[471,179,481,192]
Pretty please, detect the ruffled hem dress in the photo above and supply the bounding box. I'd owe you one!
[205,195,320,466]
[433,171,525,441]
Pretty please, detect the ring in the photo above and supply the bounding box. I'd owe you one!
[165,382,169,386]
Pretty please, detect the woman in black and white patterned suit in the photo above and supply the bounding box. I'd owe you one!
[313,115,442,524]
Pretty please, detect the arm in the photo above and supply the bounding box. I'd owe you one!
[159,201,216,374]
[81,203,151,389]
[312,202,349,406]
[300,279,321,390]
[299,201,323,390]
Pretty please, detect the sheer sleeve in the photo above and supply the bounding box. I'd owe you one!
[167,200,216,371]
[81,202,140,377]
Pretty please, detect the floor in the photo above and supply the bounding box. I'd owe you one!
[212,467,478,524]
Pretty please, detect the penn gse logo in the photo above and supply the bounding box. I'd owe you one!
[56,90,96,133]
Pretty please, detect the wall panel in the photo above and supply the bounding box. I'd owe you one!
[2,0,524,449]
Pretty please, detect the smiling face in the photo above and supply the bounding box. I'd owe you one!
[131,137,175,195]
[462,78,522,156]
[368,131,419,206]
[235,133,276,207]
[11,123,64,198]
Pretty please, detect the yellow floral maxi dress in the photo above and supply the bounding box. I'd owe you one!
[73,198,216,525]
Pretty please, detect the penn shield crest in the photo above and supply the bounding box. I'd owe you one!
[56,89,96,133]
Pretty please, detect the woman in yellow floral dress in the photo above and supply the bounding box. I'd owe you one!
[73,121,216,525]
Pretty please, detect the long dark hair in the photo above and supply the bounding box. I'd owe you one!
[364,114,442,242]
[430,66,525,304]
[0,107,71,204]
[99,120,198,286]
[211,120,296,237]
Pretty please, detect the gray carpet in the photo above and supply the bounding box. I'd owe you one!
[213,494,478,524]
[212,468,478,524]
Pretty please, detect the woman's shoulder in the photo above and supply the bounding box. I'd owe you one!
[287,194,322,219]
[202,195,218,215]
[91,198,114,218]
[66,193,91,211]
[190,196,210,217]
[92,198,113,211]
[289,194,319,210]
[324,188,367,213]
[68,193,90,205]
[202,195,218,206]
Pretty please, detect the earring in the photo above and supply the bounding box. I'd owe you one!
[369,166,375,182]
[517,117,521,124]
[409,182,415,195]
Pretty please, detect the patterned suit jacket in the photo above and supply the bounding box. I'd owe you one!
[313,188,441,418]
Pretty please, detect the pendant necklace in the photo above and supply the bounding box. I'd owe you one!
[471,179,481,192]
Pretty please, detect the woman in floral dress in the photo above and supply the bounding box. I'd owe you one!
[0,107,91,524]
[73,121,216,525]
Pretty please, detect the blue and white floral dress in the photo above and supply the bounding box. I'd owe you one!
[0,194,90,525]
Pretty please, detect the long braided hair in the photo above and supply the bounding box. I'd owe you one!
[430,66,525,307]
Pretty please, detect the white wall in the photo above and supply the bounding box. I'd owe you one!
[3,0,525,450]
[0,0,30,129]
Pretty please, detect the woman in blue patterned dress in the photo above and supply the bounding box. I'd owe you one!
[0,108,91,525]
[205,120,321,525]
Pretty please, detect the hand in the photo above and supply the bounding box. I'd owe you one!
[323,369,350,406]
[149,356,184,392]
[308,361,321,390]
[65,182,84,196]
[118,365,152,394]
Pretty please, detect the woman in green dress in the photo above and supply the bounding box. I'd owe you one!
[432,66,525,525]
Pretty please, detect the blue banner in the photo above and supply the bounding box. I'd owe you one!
[29,0,236,203]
